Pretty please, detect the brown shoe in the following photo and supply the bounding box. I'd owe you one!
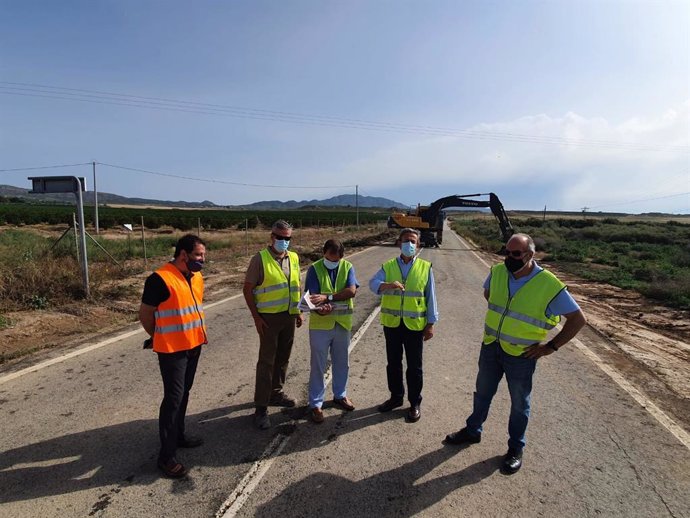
[311,407,324,424]
[157,458,188,478]
[332,396,355,411]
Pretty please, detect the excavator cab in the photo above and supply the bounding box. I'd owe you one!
[387,193,514,248]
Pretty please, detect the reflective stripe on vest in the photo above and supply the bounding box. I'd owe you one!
[380,257,431,331]
[253,248,301,314]
[153,262,206,353]
[309,259,354,331]
[483,263,564,356]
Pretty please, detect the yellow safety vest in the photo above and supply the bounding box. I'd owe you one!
[309,259,354,331]
[380,257,431,331]
[483,263,565,356]
[153,262,207,353]
[253,248,301,315]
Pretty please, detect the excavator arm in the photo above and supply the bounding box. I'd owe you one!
[388,192,514,247]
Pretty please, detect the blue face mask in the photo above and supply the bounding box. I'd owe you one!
[323,258,340,270]
[401,241,416,257]
[274,239,289,253]
[187,260,204,272]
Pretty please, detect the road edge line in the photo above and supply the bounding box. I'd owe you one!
[570,337,690,451]
[0,329,143,386]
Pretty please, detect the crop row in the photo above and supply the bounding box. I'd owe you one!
[0,202,386,229]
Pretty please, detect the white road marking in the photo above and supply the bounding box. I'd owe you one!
[0,329,143,386]
[570,336,690,451]
[448,225,690,451]
[215,434,290,518]
[217,304,382,518]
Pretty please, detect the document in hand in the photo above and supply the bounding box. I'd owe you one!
[297,290,318,312]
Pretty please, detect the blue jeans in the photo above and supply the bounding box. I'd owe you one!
[308,324,351,408]
[465,341,537,451]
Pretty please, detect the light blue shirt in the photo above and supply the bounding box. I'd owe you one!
[369,256,439,324]
[483,262,580,318]
[305,263,359,294]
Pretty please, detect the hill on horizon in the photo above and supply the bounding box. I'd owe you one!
[0,185,407,210]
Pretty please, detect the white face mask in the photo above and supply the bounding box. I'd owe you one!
[323,258,340,270]
[273,239,289,253]
[401,241,416,257]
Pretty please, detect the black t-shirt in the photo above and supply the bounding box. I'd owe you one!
[141,273,170,307]
[142,268,196,307]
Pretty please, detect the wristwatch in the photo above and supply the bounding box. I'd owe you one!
[327,294,333,301]
[546,340,559,351]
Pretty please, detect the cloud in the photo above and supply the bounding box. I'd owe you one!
[342,101,690,212]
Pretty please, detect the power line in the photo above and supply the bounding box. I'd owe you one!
[1,82,687,153]
[586,191,690,210]
[97,162,356,189]
[0,160,356,189]
[0,162,92,173]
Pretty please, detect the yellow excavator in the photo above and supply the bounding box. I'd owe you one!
[387,192,514,247]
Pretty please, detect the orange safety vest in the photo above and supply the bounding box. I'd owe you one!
[153,262,207,353]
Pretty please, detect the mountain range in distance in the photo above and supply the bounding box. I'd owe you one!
[0,184,408,210]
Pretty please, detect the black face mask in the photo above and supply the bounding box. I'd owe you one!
[504,256,525,273]
[187,260,204,272]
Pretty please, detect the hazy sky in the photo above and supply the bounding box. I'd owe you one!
[1,1,688,213]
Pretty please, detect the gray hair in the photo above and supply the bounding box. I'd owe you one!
[272,220,293,232]
[398,228,420,241]
[510,233,536,253]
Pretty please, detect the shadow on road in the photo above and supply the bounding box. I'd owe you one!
[0,401,266,503]
[255,446,502,517]
[1,400,498,510]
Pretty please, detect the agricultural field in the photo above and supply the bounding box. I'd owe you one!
[0,200,386,229]
[0,203,393,361]
[451,214,690,309]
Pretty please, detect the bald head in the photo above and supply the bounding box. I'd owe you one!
[507,233,535,253]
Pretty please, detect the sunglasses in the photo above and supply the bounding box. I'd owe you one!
[272,233,291,241]
[504,249,527,257]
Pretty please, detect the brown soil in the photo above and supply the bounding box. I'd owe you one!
[0,225,393,362]
[1,227,688,431]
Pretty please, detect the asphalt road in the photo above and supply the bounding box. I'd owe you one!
[1,229,689,518]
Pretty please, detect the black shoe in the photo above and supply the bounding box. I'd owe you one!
[501,448,523,474]
[377,397,404,413]
[268,392,296,407]
[444,427,482,445]
[405,405,421,423]
[178,435,203,448]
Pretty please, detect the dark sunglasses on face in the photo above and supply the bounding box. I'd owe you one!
[272,233,291,241]
[505,249,527,257]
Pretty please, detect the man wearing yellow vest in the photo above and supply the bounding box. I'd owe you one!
[139,234,208,478]
[369,228,438,423]
[243,220,304,430]
[305,239,359,423]
[445,233,586,474]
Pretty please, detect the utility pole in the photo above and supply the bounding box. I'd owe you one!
[93,161,99,234]
[543,205,546,222]
[355,184,359,228]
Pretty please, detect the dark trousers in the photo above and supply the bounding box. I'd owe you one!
[384,323,424,406]
[254,312,296,408]
[157,345,202,463]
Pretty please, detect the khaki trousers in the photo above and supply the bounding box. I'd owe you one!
[254,311,296,407]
